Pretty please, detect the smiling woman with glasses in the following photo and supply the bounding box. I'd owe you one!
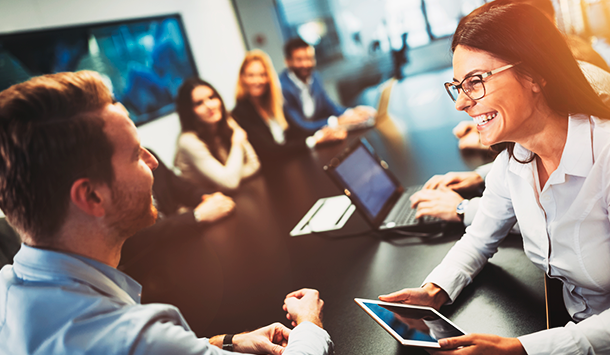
[380,2,610,355]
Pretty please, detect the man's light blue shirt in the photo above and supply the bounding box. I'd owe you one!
[0,244,332,355]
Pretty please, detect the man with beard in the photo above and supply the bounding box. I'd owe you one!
[0,71,332,355]
[279,37,375,134]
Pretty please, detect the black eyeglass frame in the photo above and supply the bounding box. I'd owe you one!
[444,62,521,102]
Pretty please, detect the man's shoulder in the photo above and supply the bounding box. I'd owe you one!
[0,277,190,354]
[279,69,290,81]
[308,72,330,96]
[279,70,295,91]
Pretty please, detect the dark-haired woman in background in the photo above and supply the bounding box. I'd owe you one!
[379,3,610,354]
[174,78,260,192]
[232,50,346,162]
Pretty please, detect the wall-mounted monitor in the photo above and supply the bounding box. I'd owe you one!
[0,14,198,126]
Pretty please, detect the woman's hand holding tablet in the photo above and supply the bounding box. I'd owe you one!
[354,298,466,348]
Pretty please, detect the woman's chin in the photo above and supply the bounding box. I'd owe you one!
[479,135,497,147]
[202,115,222,126]
[249,90,266,98]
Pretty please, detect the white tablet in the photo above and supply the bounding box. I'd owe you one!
[354,298,466,348]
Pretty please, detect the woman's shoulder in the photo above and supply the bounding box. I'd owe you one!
[232,99,263,125]
[492,149,511,165]
[232,98,252,114]
[589,116,610,158]
[177,131,199,143]
[483,150,514,192]
[483,149,512,179]
[226,117,241,129]
[177,132,208,150]
[591,115,610,131]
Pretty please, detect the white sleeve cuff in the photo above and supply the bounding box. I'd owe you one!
[463,197,481,227]
[422,263,473,304]
[327,115,339,128]
[286,321,334,355]
[518,324,582,355]
[305,136,317,149]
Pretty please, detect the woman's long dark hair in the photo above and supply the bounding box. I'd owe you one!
[452,3,610,161]
[176,78,233,163]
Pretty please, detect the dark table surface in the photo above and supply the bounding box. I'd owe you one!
[121,72,547,354]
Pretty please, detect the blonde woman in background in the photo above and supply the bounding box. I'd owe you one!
[232,49,345,162]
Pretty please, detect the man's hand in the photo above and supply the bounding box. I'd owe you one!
[315,127,347,144]
[354,105,377,116]
[428,334,526,355]
[452,121,489,151]
[234,323,291,355]
[423,172,484,191]
[209,323,291,355]
[194,192,235,223]
[338,106,376,125]
[378,283,449,311]
[409,187,464,222]
[283,288,324,328]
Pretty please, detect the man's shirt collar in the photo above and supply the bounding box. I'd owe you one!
[13,244,142,304]
[287,70,312,90]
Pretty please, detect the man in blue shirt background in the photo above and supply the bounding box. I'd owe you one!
[279,37,376,134]
[0,71,332,355]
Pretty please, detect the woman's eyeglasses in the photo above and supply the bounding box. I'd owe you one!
[444,62,521,102]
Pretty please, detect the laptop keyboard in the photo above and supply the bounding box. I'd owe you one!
[383,185,441,227]
[390,190,419,225]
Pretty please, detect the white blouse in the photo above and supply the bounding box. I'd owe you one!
[266,117,286,145]
[424,114,610,355]
[174,119,260,192]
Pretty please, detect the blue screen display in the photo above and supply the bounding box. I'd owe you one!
[0,15,197,126]
[334,145,397,218]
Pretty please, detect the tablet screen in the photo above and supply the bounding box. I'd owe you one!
[357,299,465,346]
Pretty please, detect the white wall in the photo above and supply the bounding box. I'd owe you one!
[234,0,286,75]
[0,0,247,166]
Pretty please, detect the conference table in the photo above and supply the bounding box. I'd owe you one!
[120,72,547,354]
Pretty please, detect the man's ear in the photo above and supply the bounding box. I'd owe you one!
[70,178,108,217]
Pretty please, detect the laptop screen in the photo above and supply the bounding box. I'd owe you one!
[334,145,398,219]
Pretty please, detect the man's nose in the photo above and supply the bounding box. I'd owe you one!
[143,148,159,171]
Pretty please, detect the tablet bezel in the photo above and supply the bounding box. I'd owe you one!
[323,139,404,229]
[354,298,467,348]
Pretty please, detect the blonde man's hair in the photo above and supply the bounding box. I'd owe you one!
[236,49,288,129]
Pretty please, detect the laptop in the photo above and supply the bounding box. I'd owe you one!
[324,139,442,231]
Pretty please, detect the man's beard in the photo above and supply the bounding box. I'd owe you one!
[293,67,313,82]
[107,183,157,240]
